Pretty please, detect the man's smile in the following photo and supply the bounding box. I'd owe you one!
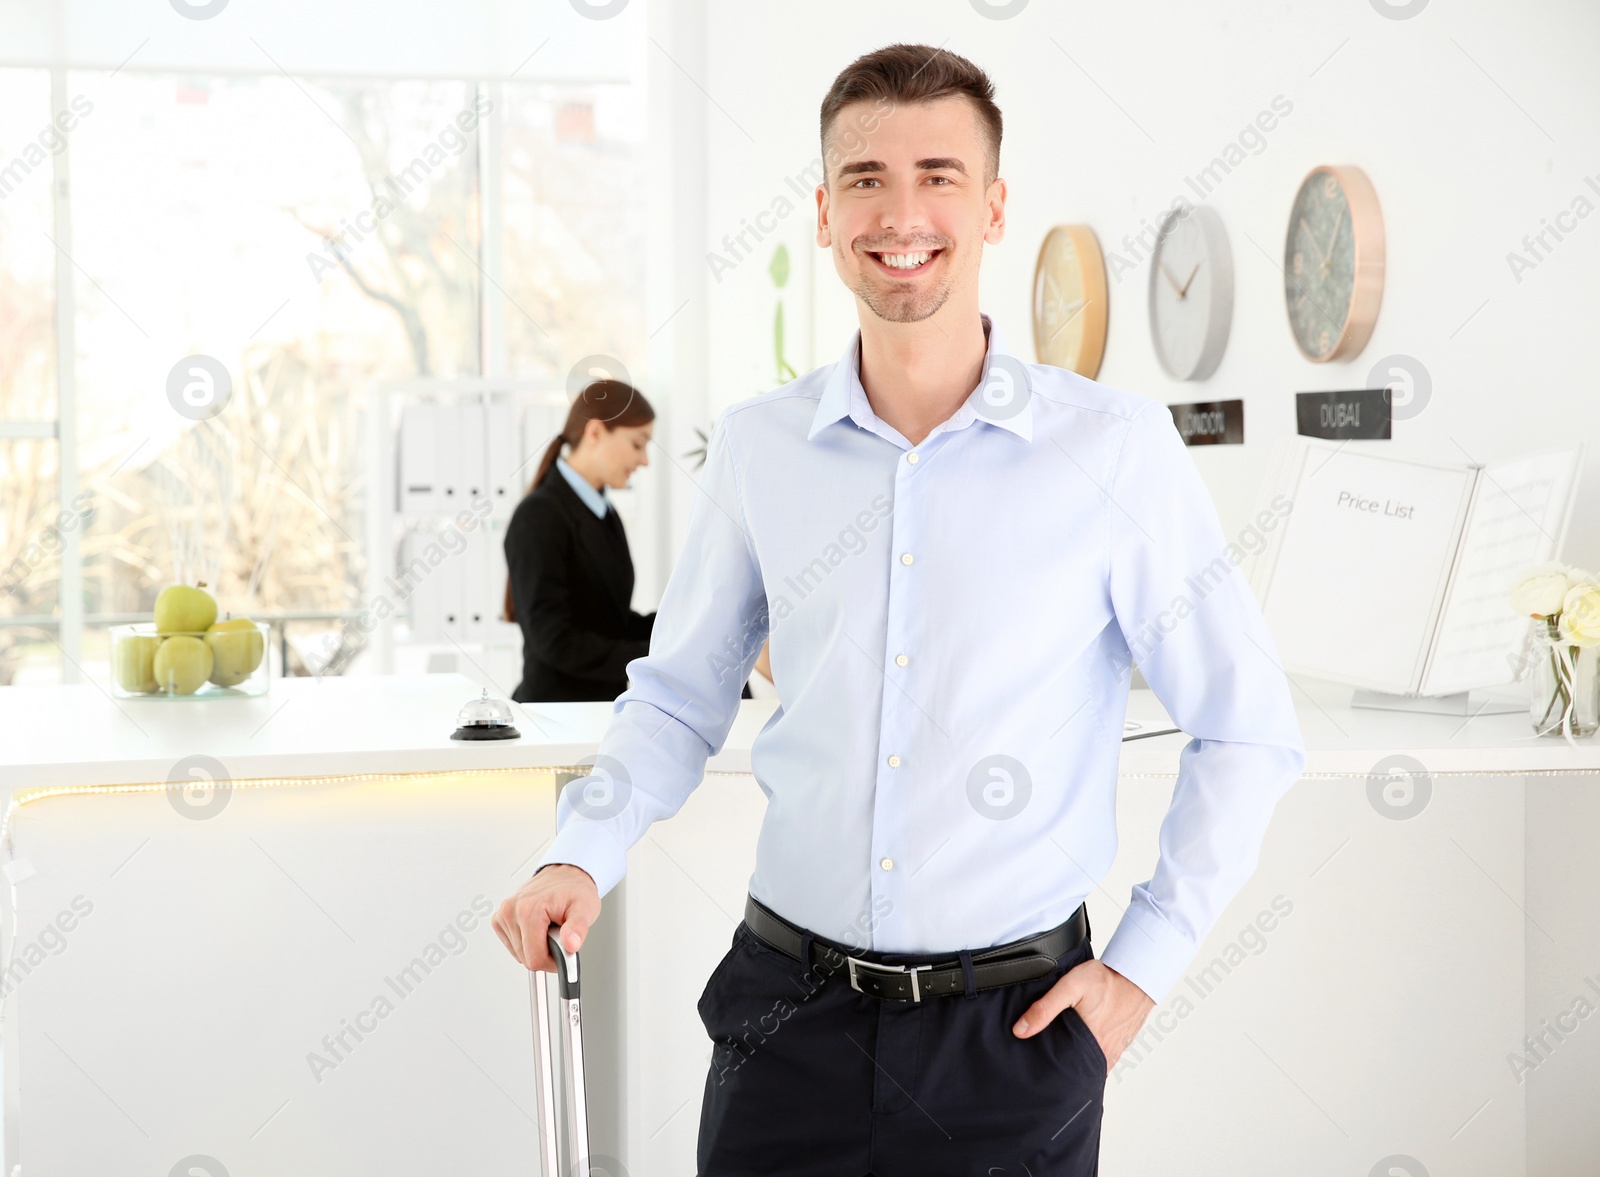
[865,247,943,276]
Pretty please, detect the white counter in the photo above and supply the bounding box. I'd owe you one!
[0,673,766,789]
[1,672,1596,1176]
[4,670,1594,789]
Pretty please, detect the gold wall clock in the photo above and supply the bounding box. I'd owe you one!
[1032,224,1108,378]
[1284,164,1384,362]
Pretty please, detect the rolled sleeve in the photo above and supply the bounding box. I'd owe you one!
[1098,402,1307,1003]
[532,412,770,896]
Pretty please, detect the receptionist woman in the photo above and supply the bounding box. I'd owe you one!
[502,382,771,703]
[503,379,660,704]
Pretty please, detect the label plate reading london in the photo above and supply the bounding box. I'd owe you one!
[1168,399,1243,446]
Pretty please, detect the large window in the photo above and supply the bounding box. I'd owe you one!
[0,69,55,422]
[0,69,61,682]
[501,81,646,381]
[69,73,483,678]
[0,68,644,685]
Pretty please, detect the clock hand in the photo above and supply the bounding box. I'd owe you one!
[1177,261,1200,298]
[1158,261,1183,295]
[1320,206,1345,269]
[1297,216,1324,266]
[1047,298,1089,343]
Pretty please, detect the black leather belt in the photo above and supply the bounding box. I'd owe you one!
[742,893,1088,1002]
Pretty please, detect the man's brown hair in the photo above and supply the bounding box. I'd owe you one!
[819,44,1003,185]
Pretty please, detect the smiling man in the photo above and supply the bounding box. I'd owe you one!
[496,43,1306,1175]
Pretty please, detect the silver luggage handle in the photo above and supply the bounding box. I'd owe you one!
[531,925,591,1176]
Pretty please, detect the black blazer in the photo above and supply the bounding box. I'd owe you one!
[505,471,656,703]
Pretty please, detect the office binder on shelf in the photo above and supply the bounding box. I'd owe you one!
[435,399,462,509]
[463,525,489,642]
[460,399,487,507]
[439,531,464,642]
[486,399,520,509]
[398,401,438,514]
[1247,437,1584,699]
[402,529,444,643]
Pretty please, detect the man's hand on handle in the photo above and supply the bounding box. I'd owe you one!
[493,863,601,972]
[1011,959,1155,1074]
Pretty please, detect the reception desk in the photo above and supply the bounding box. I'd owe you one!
[1,672,1596,1176]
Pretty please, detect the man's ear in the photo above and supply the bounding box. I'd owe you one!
[984,176,1008,246]
[815,183,831,248]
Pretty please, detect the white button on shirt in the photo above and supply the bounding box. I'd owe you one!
[534,313,1307,1003]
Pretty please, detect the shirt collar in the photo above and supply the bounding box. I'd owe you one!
[555,455,609,518]
[807,313,1035,445]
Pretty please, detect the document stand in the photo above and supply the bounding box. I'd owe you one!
[1349,688,1524,717]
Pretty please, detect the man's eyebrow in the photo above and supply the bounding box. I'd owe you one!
[834,157,970,179]
[837,159,887,178]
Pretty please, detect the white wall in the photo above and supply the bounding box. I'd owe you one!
[668,0,1600,572]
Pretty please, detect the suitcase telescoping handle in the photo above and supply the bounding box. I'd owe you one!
[531,925,590,1176]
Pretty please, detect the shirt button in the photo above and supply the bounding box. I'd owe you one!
[880,857,895,871]
[895,654,909,666]
[906,452,919,464]
[900,552,914,565]
[887,754,901,768]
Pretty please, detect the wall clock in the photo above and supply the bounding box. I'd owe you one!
[1148,204,1233,381]
[1283,164,1384,363]
[1032,224,1108,379]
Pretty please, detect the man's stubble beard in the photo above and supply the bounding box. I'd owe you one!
[845,245,958,325]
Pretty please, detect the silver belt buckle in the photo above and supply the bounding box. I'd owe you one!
[846,957,933,1001]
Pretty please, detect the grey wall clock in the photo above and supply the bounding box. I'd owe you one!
[1148,204,1234,381]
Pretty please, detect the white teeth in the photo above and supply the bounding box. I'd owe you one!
[879,251,933,269]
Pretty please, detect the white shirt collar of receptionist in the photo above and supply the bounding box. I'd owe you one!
[555,455,609,518]
[800,310,1036,444]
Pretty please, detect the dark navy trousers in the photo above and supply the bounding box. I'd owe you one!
[695,916,1107,1176]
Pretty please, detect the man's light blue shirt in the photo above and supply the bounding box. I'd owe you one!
[534,314,1307,1003]
[556,455,609,518]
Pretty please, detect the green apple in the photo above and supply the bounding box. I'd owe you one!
[207,617,264,687]
[152,635,213,695]
[154,583,218,635]
[114,633,161,693]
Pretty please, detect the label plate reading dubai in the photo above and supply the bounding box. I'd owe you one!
[1296,389,1391,440]
[1168,399,1244,446]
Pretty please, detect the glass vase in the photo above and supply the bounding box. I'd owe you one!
[1528,620,1599,739]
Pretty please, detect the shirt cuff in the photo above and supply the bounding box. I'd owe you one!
[531,818,629,898]
[1098,897,1197,1005]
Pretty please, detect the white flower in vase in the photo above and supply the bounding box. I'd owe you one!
[1557,580,1600,647]
[1511,563,1600,742]
[1509,561,1575,619]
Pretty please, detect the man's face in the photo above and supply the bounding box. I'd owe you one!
[817,95,1005,325]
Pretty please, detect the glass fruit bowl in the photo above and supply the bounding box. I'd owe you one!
[110,620,270,698]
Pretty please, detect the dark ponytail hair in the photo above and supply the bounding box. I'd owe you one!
[503,379,655,623]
